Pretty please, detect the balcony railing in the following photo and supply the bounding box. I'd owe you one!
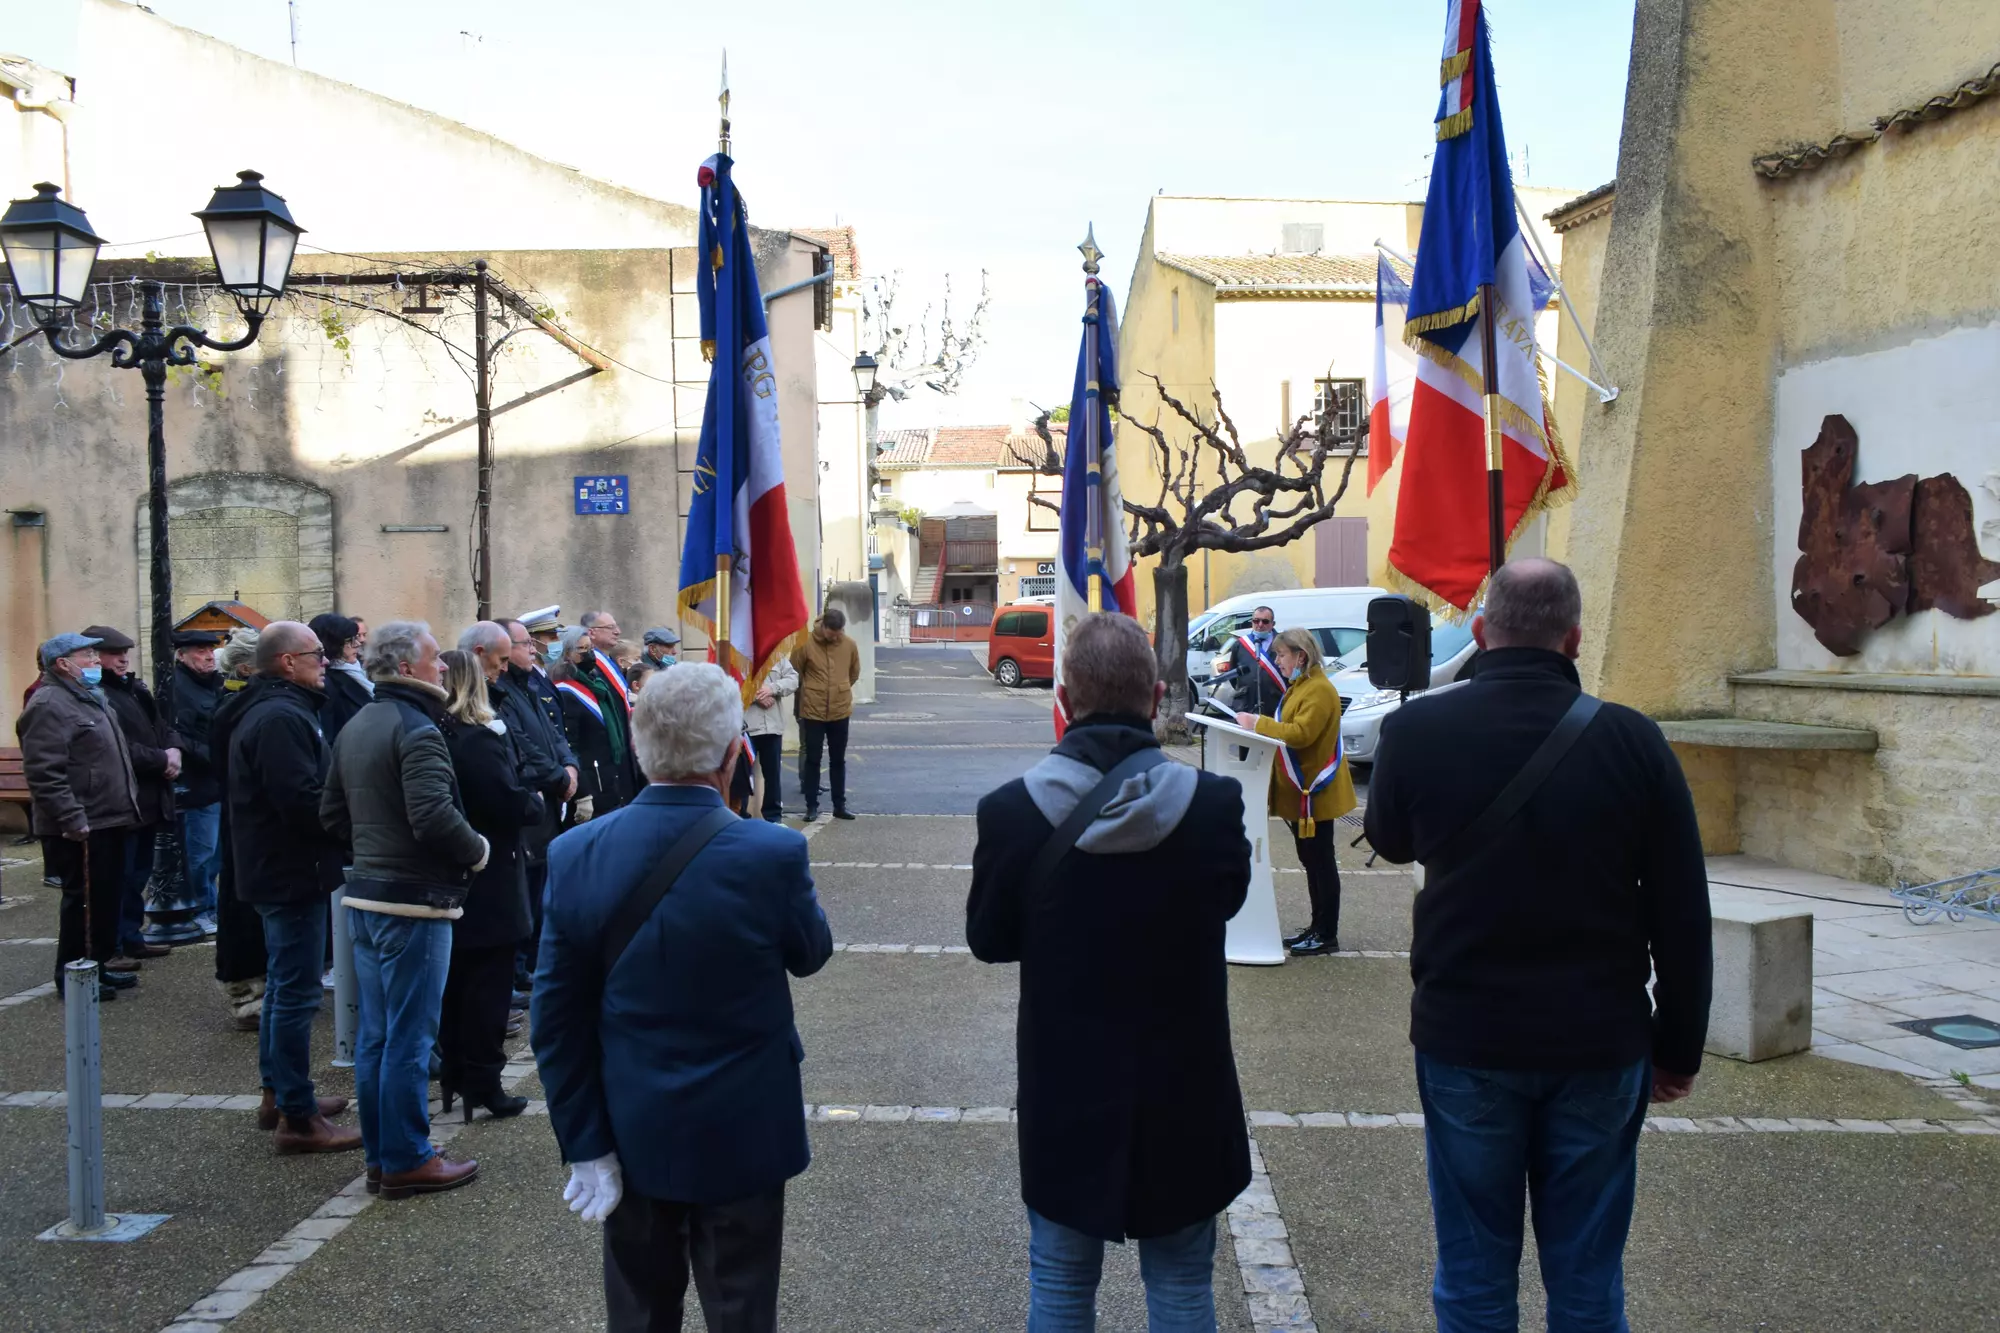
[942,539,998,570]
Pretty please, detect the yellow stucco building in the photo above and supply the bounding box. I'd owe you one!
[1548,0,2000,886]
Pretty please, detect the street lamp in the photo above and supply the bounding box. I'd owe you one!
[2,173,304,944]
[851,351,878,399]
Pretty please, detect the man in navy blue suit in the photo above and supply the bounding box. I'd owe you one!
[531,663,833,1333]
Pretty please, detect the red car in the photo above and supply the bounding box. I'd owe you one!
[987,602,1055,687]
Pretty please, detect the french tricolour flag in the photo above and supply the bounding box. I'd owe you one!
[1052,273,1135,737]
[1367,253,1415,496]
[676,151,810,701]
[1390,0,1571,611]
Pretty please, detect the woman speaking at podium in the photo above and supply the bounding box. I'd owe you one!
[1235,628,1355,957]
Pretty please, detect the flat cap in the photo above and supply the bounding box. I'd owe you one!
[173,630,224,648]
[643,626,681,647]
[39,632,103,668]
[80,624,136,652]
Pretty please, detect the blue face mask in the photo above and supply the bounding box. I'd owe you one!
[544,642,563,665]
[79,665,103,686]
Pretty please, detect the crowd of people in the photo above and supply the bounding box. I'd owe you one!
[13,602,861,1204]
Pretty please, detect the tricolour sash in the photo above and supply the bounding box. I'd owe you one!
[1235,632,1288,697]
[554,678,604,724]
[592,649,632,711]
[1278,734,1344,838]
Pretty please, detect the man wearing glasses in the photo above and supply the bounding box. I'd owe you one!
[1218,606,1289,719]
[227,621,358,1154]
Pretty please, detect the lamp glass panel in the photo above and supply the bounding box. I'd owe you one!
[57,233,98,305]
[204,215,266,292]
[2,227,56,304]
[260,222,298,293]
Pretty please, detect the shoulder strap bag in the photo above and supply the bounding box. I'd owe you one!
[1421,692,1602,870]
[1026,748,1169,888]
[599,804,738,975]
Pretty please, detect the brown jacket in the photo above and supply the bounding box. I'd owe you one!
[790,627,860,722]
[15,671,143,838]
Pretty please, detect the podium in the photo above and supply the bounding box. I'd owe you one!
[1186,714,1286,965]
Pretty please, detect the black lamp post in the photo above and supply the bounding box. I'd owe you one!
[2,172,304,944]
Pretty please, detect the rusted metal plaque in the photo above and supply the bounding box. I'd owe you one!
[1790,414,1915,656]
[1909,472,2000,619]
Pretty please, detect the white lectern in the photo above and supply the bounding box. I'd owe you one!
[1187,713,1286,965]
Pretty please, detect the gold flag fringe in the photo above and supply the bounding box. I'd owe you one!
[676,577,809,708]
[1436,106,1474,141]
[700,339,716,362]
[1403,291,1481,339]
[1439,49,1470,86]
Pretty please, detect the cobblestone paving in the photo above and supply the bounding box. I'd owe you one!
[1,647,1997,1331]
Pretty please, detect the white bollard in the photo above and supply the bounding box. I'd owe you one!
[331,888,358,1068]
[63,959,108,1235]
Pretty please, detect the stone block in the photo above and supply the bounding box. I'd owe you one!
[1706,902,1813,1062]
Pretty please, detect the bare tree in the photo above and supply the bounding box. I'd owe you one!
[1012,375,1367,737]
[859,270,991,399]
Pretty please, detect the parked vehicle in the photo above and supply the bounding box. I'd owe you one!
[1336,619,1479,767]
[987,603,1055,687]
[1188,586,1384,702]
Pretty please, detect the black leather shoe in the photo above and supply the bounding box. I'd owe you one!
[56,981,119,1002]
[833,809,856,821]
[803,808,820,823]
[1282,929,1314,948]
[510,990,531,1010]
[1287,933,1340,957]
[98,968,138,989]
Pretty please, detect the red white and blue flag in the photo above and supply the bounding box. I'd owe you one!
[1052,271,1136,736]
[1367,253,1415,496]
[676,150,810,702]
[1391,0,1571,610]
[553,678,604,724]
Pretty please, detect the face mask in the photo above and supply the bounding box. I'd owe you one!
[544,642,563,665]
[1287,663,1304,682]
[79,666,103,686]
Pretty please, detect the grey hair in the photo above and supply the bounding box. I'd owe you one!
[580,610,612,629]
[364,620,434,682]
[1482,558,1583,650]
[558,625,590,662]
[632,663,741,781]
[456,621,510,654]
[217,628,261,679]
[254,620,315,675]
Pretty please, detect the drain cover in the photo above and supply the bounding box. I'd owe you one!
[1896,1014,2000,1050]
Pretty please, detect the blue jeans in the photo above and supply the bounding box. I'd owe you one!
[1415,1053,1650,1333]
[349,908,452,1174]
[119,829,157,952]
[256,901,328,1119]
[1026,1209,1218,1333]
[180,803,221,914]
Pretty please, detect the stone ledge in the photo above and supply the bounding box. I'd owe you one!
[1658,717,1878,751]
[1731,669,2000,699]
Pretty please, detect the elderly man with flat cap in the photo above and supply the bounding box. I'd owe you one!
[17,632,145,1000]
[83,625,182,964]
[640,626,680,673]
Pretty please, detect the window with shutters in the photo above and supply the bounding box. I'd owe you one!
[1314,377,1368,453]
[1280,222,1324,254]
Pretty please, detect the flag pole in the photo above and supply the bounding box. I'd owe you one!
[1080,225,1105,613]
[1478,281,1505,574]
[714,52,735,667]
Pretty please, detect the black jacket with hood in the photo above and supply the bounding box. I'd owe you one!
[101,670,182,827]
[967,713,1252,1241]
[226,676,343,905]
[172,660,226,807]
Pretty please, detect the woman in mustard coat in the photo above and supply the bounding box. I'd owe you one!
[1235,626,1356,955]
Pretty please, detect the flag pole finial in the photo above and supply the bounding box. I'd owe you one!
[718,51,731,156]
[1078,224,1103,277]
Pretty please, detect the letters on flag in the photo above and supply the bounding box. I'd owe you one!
[1390,0,1572,612]
[676,151,811,701]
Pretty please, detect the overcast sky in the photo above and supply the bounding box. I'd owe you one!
[16,0,1637,428]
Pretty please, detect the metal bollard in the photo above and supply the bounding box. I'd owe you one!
[63,959,108,1235]
[330,887,357,1068]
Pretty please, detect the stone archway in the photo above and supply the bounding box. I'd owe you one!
[135,472,335,629]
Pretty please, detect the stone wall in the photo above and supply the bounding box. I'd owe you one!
[1733,680,2000,886]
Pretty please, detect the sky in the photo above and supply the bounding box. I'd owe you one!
[13,0,1637,429]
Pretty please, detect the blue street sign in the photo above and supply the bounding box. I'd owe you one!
[574,474,630,516]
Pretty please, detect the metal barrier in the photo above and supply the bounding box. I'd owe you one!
[906,603,994,643]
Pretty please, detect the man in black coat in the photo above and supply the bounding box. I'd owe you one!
[172,630,226,933]
[967,613,1251,1326]
[1216,604,1286,717]
[83,625,181,964]
[1363,558,1711,1332]
[228,621,359,1156]
[500,618,578,990]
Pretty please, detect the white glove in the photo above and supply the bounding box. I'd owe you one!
[572,796,594,824]
[562,1152,623,1223]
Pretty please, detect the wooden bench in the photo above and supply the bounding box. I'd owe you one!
[0,747,28,808]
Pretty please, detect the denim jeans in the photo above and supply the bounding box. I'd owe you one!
[349,907,452,1174]
[179,803,222,914]
[119,829,157,952]
[1415,1053,1650,1333]
[1026,1209,1218,1333]
[256,901,328,1119]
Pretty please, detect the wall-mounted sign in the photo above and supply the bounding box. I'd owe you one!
[574,475,630,516]
[1035,561,1056,576]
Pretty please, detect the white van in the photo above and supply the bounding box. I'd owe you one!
[1188,586,1384,698]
